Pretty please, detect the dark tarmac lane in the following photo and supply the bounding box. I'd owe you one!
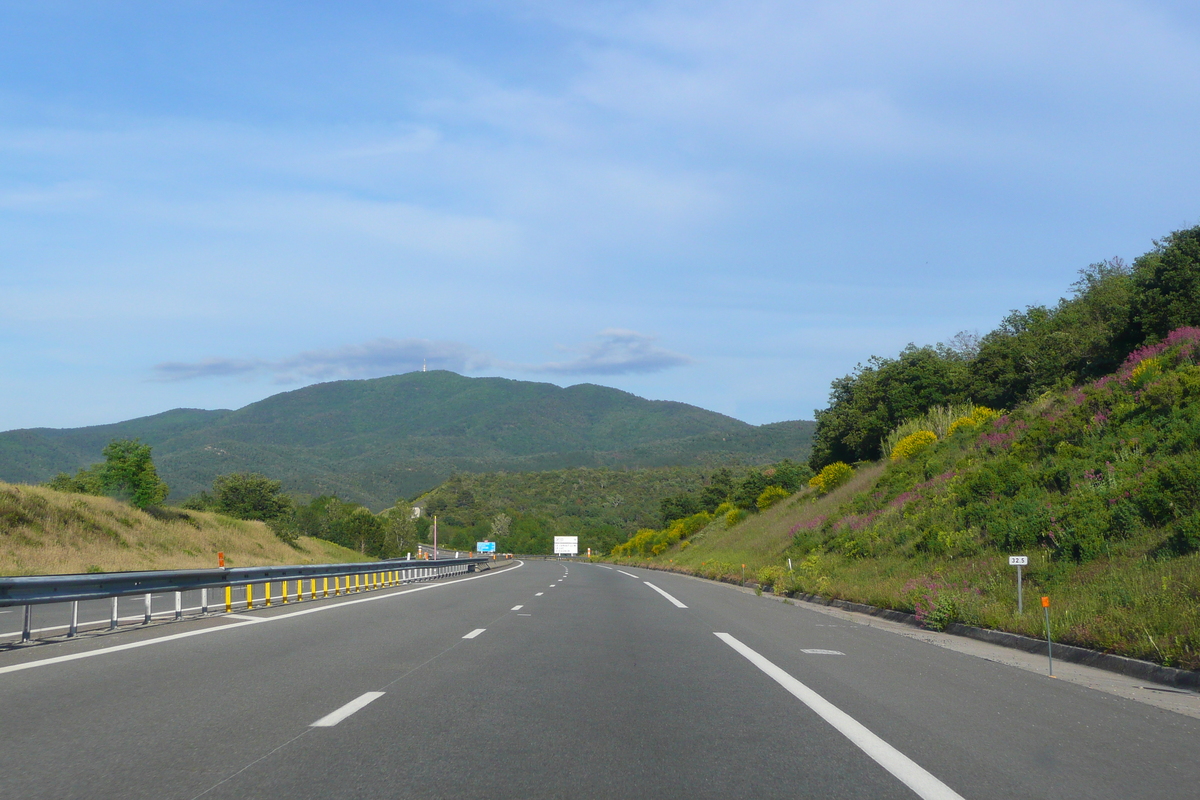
[1,559,1197,799]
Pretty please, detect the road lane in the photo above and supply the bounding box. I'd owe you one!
[1,559,1198,799]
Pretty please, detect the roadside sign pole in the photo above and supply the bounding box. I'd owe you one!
[1009,555,1028,614]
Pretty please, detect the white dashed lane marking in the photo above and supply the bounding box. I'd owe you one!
[311,692,385,728]
[462,628,486,639]
[644,582,687,608]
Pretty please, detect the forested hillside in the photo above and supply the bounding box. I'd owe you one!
[0,372,814,508]
[808,226,1200,468]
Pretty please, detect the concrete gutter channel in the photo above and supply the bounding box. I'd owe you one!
[608,561,1200,694]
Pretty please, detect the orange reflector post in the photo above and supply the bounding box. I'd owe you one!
[1041,596,1050,608]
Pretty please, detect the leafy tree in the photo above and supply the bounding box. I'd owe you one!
[1131,225,1200,343]
[699,468,734,511]
[490,512,512,538]
[292,495,393,557]
[809,345,969,468]
[212,473,292,521]
[660,492,701,525]
[384,500,420,556]
[46,464,104,495]
[99,439,169,508]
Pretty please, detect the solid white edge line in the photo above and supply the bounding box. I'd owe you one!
[713,632,965,800]
[643,581,687,608]
[310,691,385,727]
[463,628,486,639]
[617,570,639,578]
[0,560,525,676]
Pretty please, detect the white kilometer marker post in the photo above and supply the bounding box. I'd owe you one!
[463,628,486,639]
[644,582,687,608]
[310,692,385,728]
[715,633,965,800]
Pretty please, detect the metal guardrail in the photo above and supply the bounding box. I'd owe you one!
[0,555,493,644]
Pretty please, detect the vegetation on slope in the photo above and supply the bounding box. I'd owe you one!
[809,226,1200,468]
[615,225,1200,671]
[0,482,370,576]
[0,371,814,508]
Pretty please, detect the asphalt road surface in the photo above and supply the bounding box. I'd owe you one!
[1,559,1198,799]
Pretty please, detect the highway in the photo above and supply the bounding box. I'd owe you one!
[1,559,1198,799]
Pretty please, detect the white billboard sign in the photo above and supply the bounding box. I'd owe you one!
[553,536,579,555]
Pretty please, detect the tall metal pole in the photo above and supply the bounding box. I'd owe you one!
[433,515,438,560]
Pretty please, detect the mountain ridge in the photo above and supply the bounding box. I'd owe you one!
[0,371,813,509]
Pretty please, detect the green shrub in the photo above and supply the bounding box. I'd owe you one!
[756,485,791,511]
[809,462,854,494]
[890,430,938,461]
[756,565,786,589]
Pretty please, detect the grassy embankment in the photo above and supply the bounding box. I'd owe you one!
[613,340,1200,670]
[616,477,1200,670]
[0,482,370,575]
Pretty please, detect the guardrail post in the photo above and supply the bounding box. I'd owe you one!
[22,604,32,642]
[323,577,329,598]
[174,591,182,620]
[69,600,78,637]
[110,597,118,630]
[143,593,152,624]
[265,582,271,607]
[246,584,253,610]
[354,574,360,593]
[281,580,289,604]
[201,588,208,615]
[225,586,232,613]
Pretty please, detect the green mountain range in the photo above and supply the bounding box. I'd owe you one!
[0,371,814,509]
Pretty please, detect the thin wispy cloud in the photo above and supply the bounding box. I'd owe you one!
[151,330,691,384]
[526,329,692,375]
[153,339,492,383]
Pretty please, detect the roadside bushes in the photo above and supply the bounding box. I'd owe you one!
[756,485,791,511]
[889,430,938,462]
[809,462,854,494]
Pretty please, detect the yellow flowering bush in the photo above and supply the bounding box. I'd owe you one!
[756,485,791,511]
[890,430,938,461]
[1130,357,1163,388]
[946,406,1000,436]
[808,461,854,494]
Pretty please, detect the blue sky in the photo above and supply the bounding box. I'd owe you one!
[2,0,1198,430]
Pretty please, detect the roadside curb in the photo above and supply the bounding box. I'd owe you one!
[789,593,1200,691]
[604,560,1200,692]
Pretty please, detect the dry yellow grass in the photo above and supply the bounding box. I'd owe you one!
[0,482,371,576]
